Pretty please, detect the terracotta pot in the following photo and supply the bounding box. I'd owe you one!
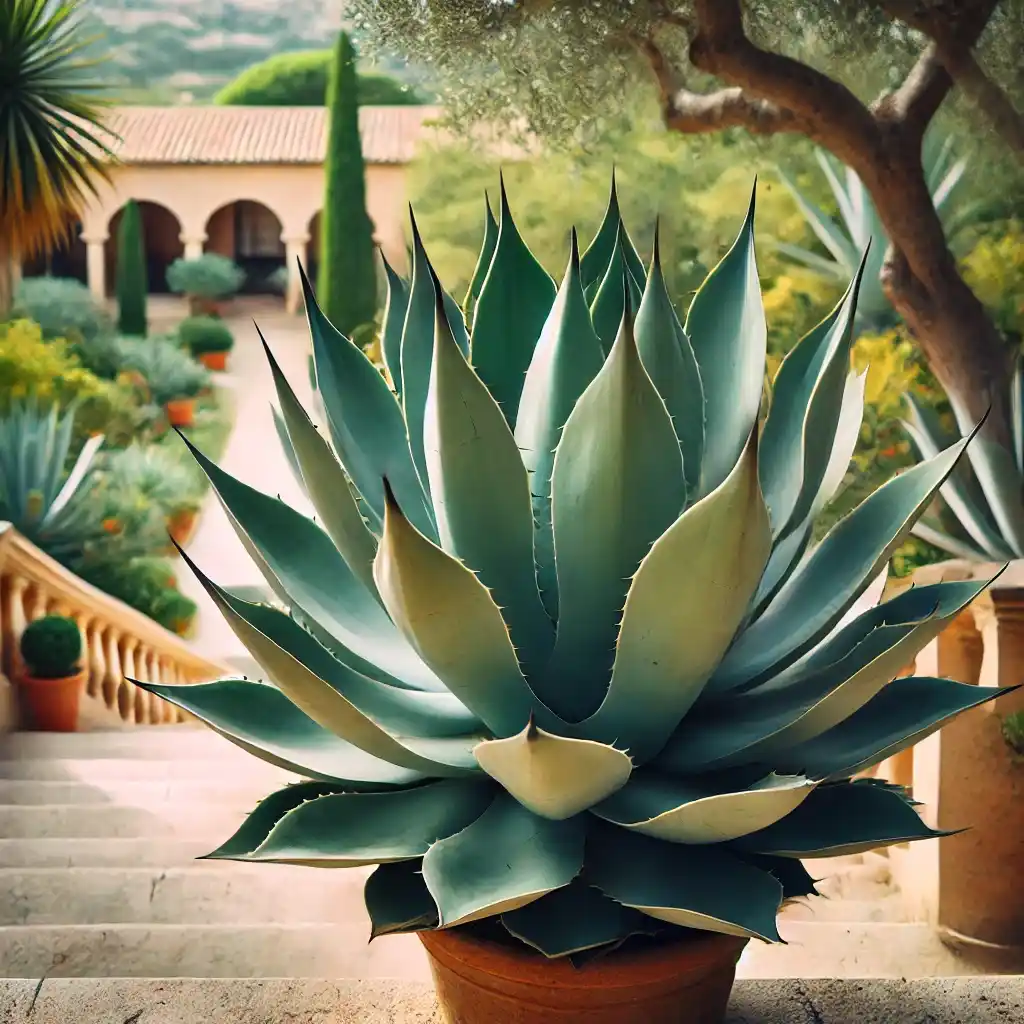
[198,351,228,372]
[18,670,84,732]
[165,398,195,428]
[189,296,222,317]
[167,507,199,548]
[419,928,746,1024]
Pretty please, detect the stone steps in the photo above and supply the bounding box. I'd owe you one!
[0,729,246,760]
[0,757,292,781]
[0,838,232,868]
[0,802,253,839]
[0,779,290,805]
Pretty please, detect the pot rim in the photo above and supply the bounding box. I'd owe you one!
[18,669,86,687]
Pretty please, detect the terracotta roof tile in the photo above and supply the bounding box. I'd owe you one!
[97,105,442,165]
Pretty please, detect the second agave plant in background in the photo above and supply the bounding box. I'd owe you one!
[136,177,1007,1024]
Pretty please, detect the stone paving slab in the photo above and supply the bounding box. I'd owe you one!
[0,977,1020,1023]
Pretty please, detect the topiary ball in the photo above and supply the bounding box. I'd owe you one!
[20,615,83,679]
[178,316,235,355]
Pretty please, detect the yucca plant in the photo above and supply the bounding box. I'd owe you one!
[137,179,1007,962]
[777,134,970,332]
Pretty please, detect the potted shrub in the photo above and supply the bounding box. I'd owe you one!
[166,254,245,317]
[178,316,235,372]
[18,615,85,732]
[115,338,210,428]
[139,183,1007,1024]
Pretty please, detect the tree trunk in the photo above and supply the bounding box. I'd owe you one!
[0,238,15,318]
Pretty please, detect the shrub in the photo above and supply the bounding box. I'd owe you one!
[960,221,1024,342]
[213,49,422,107]
[20,615,82,678]
[166,255,245,301]
[77,557,198,634]
[116,200,148,337]
[178,316,234,355]
[115,337,211,405]
[12,276,111,342]
[99,443,204,516]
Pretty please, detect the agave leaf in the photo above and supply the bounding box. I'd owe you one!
[501,878,662,958]
[710,431,974,692]
[133,678,425,786]
[776,168,858,271]
[770,241,850,281]
[815,150,858,234]
[580,171,643,295]
[246,780,494,866]
[903,395,1012,560]
[685,187,766,497]
[911,519,987,561]
[589,229,644,356]
[776,677,1017,781]
[401,211,471,497]
[932,157,967,215]
[750,519,814,621]
[665,577,992,772]
[42,403,77,507]
[271,404,309,499]
[811,369,866,516]
[300,266,435,539]
[545,305,686,721]
[584,430,769,760]
[44,433,104,525]
[365,860,439,938]
[470,178,557,424]
[463,191,499,328]
[588,821,781,941]
[422,791,585,927]
[203,781,350,860]
[634,224,705,498]
[514,230,605,621]
[263,331,379,598]
[759,260,863,539]
[593,771,816,844]
[424,278,554,676]
[742,854,819,901]
[373,481,540,737]
[732,780,946,858]
[1013,356,1024,475]
[178,434,444,692]
[379,253,411,397]
[473,720,632,820]
[182,557,480,776]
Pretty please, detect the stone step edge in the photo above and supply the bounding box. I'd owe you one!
[0,978,1020,1024]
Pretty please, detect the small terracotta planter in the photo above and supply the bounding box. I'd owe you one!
[18,670,85,732]
[167,507,199,548]
[198,351,228,372]
[189,296,223,317]
[165,398,195,428]
[419,928,746,1024]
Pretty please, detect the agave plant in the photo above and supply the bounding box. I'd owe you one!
[777,134,970,332]
[0,399,105,559]
[136,179,1007,960]
[115,337,210,405]
[903,365,1024,562]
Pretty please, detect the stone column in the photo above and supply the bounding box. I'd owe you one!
[82,234,108,298]
[284,235,308,315]
[181,235,206,262]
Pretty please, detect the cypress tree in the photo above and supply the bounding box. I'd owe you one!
[116,200,148,336]
[317,31,377,336]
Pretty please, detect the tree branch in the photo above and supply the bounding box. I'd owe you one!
[939,45,1024,156]
[882,43,955,134]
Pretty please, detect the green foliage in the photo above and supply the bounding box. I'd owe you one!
[19,615,82,679]
[213,49,422,107]
[1002,711,1024,757]
[960,222,1024,342]
[115,338,211,405]
[116,200,148,337]
[146,179,1001,961]
[178,316,235,355]
[13,277,111,342]
[167,255,245,301]
[99,443,204,517]
[77,558,198,635]
[317,32,378,337]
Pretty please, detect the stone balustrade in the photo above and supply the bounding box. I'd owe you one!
[0,524,229,731]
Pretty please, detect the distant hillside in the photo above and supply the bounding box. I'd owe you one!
[82,0,426,104]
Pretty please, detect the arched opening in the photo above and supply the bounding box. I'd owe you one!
[205,200,285,295]
[104,201,184,295]
[21,217,87,283]
[307,211,322,286]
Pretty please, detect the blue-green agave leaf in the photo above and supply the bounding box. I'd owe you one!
[810,369,866,517]
[584,430,769,760]
[1012,355,1024,475]
[424,277,554,677]
[593,771,816,844]
[132,678,425,786]
[247,779,495,866]
[634,223,705,498]
[770,241,849,281]
[912,519,987,561]
[271,404,309,500]
[400,211,470,499]
[711,430,975,692]
[501,878,661,958]
[514,230,605,622]
[545,302,686,721]
[776,677,1017,781]
[776,168,858,271]
[300,265,435,539]
[262,330,379,600]
[684,186,766,496]
[374,480,541,737]
[587,821,782,941]
[741,854,819,901]
[580,171,643,296]
[473,719,632,820]
[590,227,645,356]
[750,519,813,622]
[732,780,948,858]
[422,791,586,926]
[365,860,439,938]
[178,433,445,692]
[379,253,410,398]
[470,178,557,424]
[463,191,499,328]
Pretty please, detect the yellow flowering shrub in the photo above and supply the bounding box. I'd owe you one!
[960,223,1024,339]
